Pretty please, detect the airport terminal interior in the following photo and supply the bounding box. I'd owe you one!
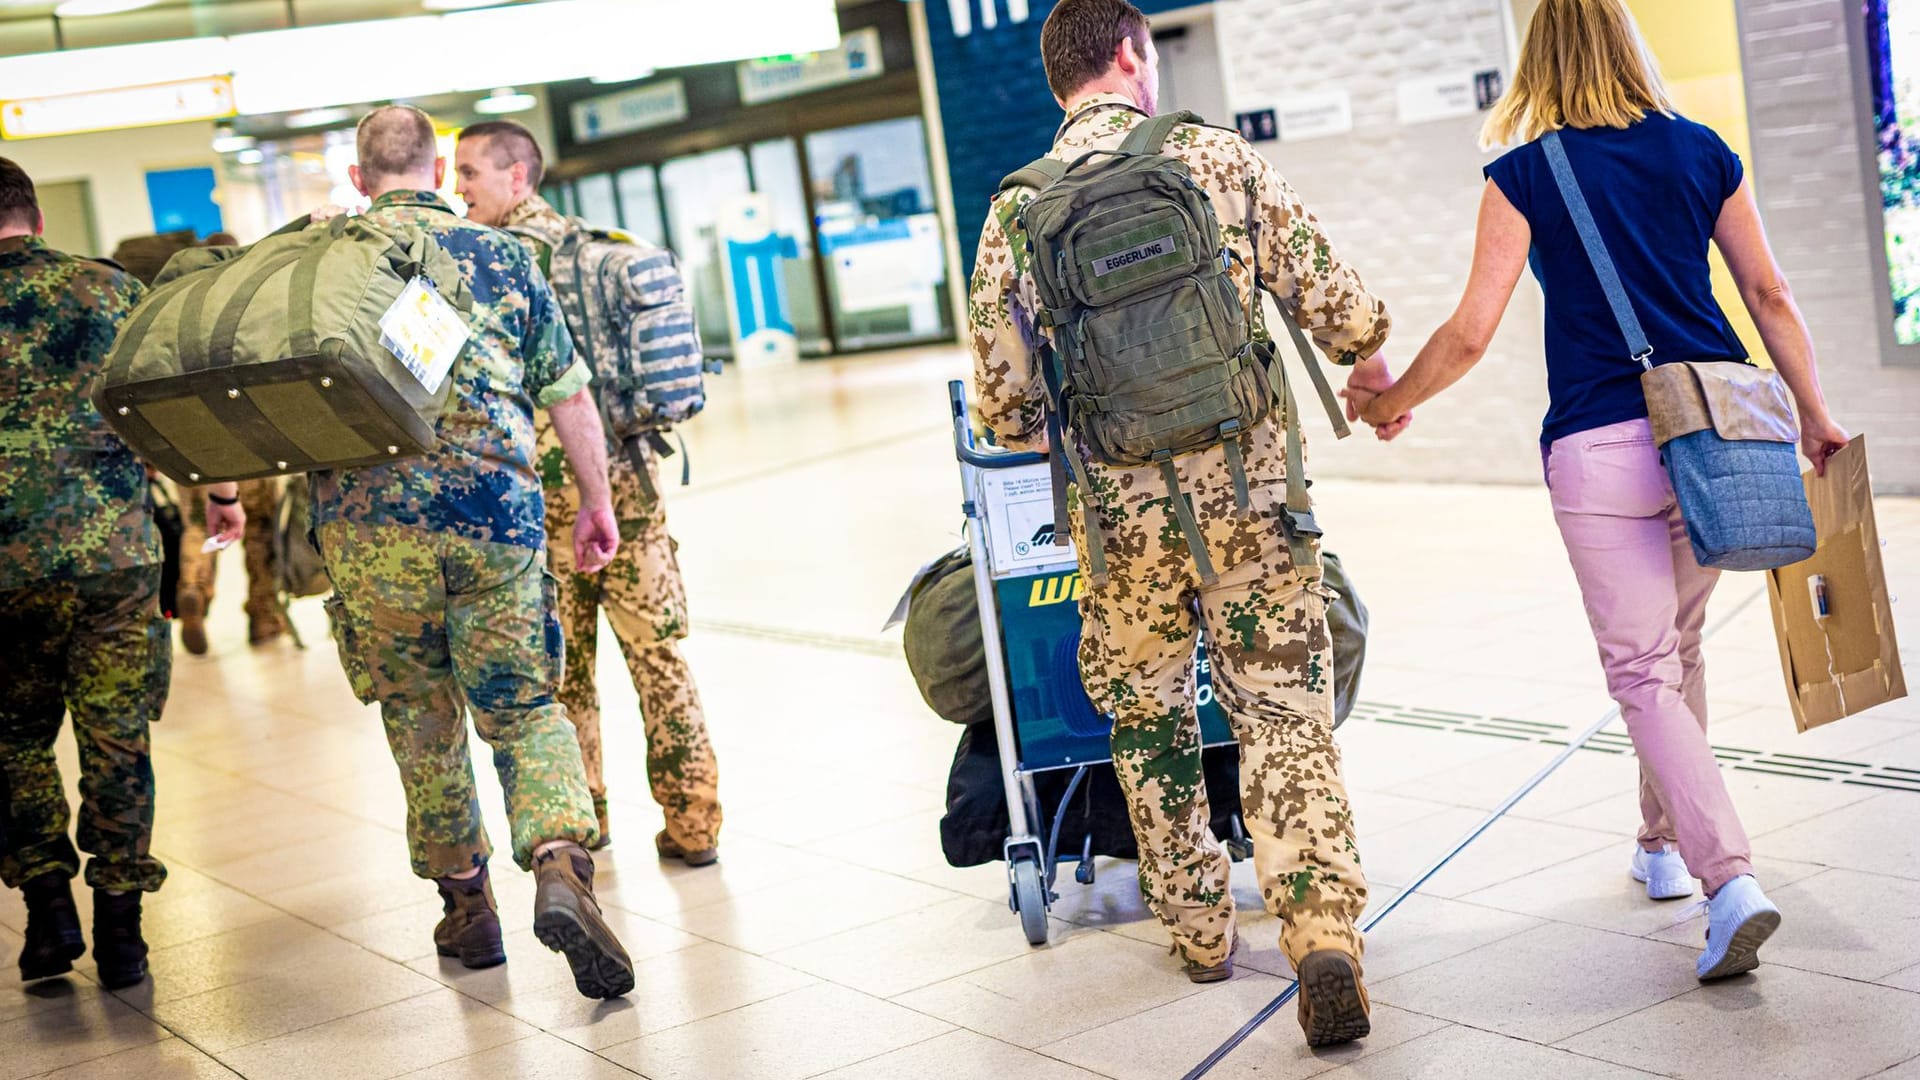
[2,0,1920,1078]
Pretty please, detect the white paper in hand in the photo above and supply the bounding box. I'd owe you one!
[378,276,469,394]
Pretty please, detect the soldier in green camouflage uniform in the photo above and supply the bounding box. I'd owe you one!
[310,107,633,999]
[969,1,1397,1045]
[0,158,245,989]
[453,120,721,863]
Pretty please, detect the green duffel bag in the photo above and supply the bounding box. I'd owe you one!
[94,214,473,486]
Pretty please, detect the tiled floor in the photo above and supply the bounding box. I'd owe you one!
[8,348,1919,1079]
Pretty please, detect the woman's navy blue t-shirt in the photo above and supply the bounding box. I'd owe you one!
[1484,113,1749,445]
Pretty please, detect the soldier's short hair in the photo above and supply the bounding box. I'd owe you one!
[356,105,440,185]
[1040,0,1151,102]
[0,157,38,231]
[458,120,545,190]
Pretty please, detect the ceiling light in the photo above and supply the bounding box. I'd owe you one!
[473,87,536,114]
[53,0,162,16]
[421,0,509,9]
[287,106,352,128]
[591,66,655,85]
[211,130,256,153]
[235,148,264,165]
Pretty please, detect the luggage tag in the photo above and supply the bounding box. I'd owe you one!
[378,275,470,395]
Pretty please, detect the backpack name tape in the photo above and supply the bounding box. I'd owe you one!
[1092,234,1177,276]
[378,276,470,394]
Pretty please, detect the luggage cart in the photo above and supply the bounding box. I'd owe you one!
[947,380,1245,946]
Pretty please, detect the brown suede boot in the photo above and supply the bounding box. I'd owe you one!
[433,865,505,969]
[248,612,286,646]
[177,591,208,656]
[654,830,718,868]
[532,842,633,999]
[1296,950,1371,1047]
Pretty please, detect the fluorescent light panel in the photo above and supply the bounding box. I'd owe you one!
[0,0,839,126]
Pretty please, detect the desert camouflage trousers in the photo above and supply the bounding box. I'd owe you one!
[0,565,169,893]
[318,521,597,878]
[180,477,281,620]
[544,449,720,851]
[1073,479,1366,970]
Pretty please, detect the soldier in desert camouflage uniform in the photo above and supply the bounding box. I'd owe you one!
[0,158,245,990]
[969,0,1403,1046]
[309,106,632,1000]
[454,120,722,865]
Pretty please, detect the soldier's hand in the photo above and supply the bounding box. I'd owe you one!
[205,498,246,545]
[573,503,620,574]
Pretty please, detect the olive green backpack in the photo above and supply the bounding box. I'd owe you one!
[1000,110,1349,584]
[95,214,473,486]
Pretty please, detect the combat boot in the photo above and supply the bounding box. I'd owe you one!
[18,873,84,981]
[588,795,611,851]
[1295,949,1371,1047]
[433,865,506,969]
[655,830,718,868]
[177,590,209,655]
[91,889,149,990]
[248,611,286,646]
[531,842,633,1000]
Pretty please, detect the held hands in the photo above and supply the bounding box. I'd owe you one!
[1338,355,1413,442]
[1800,412,1851,478]
[573,502,621,574]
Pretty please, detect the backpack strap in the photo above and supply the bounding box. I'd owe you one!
[999,157,1068,194]
[1038,344,1109,586]
[1154,451,1218,585]
[1117,109,1201,156]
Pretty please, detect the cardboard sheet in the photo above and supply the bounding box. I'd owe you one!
[1765,436,1907,732]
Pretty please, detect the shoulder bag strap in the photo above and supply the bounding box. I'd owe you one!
[1540,131,1653,370]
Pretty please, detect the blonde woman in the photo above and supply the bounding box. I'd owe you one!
[1350,0,1849,980]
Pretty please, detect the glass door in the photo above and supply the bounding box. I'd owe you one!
[659,147,752,355]
[804,116,954,350]
[749,138,830,356]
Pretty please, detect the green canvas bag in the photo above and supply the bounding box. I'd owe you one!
[1002,111,1350,586]
[94,214,473,485]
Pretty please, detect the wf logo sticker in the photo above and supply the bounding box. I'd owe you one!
[1013,522,1060,558]
[1027,573,1085,608]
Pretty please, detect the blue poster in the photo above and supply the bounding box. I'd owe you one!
[144,167,223,238]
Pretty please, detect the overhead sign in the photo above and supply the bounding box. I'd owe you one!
[1,76,235,139]
[571,78,688,143]
[1396,68,1503,125]
[1277,90,1354,142]
[738,26,882,106]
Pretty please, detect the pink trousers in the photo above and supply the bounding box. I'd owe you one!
[1544,418,1754,894]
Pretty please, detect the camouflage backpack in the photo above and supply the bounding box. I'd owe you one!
[509,217,714,498]
[1001,110,1348,584]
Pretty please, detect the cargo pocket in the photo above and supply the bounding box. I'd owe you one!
[540,569,566,693]
[323,594,379,704]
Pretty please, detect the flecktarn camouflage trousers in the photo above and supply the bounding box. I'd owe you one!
[0,565,170,892]
[318,520,597,878]
[543,444,721,851]
[1074,478,1366,970]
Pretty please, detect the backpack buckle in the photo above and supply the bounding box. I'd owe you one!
[1284,507,1323,539]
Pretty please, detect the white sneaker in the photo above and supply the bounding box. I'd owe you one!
[1629,845,1695,901]
[1696,875,1781,981]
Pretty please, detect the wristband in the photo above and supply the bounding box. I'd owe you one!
[208,492,239,506]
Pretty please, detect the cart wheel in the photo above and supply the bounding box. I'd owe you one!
[1074,860,1095,885]
[1011,858,1050,946]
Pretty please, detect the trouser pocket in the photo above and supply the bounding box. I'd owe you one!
[324,594,379,705]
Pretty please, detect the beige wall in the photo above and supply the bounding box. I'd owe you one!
[3,120,220,257]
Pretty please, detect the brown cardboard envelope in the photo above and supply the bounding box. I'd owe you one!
[1766,436,1907,732]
